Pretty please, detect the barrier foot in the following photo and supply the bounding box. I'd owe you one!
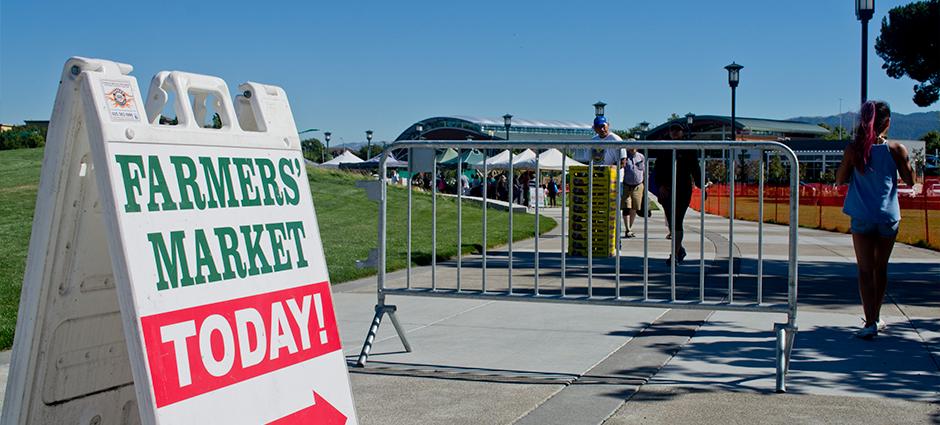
[387,307,412,353]
[774,323,798,393]
[355,304,409,367]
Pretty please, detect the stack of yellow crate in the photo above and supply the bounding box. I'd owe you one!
[568,165,617,257]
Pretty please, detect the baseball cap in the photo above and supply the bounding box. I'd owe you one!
[593,116,608,126]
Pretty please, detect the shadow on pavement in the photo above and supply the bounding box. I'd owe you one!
[604,319,940,402]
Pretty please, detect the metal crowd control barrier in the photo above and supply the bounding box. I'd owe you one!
[355,140,800,392]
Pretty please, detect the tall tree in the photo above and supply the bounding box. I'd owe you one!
[818,123,851,140]
[875,0,940,106]
[301,138,325,162]
[768,154,786,183]
[613,122,649,140]
[921,130,940,152]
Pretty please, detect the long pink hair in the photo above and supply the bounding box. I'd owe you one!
[853,101,891,173]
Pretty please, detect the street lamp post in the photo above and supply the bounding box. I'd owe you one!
[593,101,606,117]
[725,62,743,141]
[724,62,743,290]
[503,114,512,140]
[856,0,875,104]
[639,121,650,140]
[366,130,374,158]
[685,113,695,139]
[323,132,331,163]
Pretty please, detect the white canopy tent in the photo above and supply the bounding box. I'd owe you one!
[512,148,585,171]
[318,150,363,168]
[483,149,536,170]
[469,149,508,169]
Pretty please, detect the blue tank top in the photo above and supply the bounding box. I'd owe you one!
[842,143,900,223]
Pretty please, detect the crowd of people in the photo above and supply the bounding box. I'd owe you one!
[398,168,562,207]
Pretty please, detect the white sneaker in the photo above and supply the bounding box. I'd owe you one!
[875,320,887,332]
[855,324,877,340]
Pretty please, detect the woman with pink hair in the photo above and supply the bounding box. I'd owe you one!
[835,100,914,339]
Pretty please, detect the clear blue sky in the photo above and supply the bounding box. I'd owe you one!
[1,0,935,145]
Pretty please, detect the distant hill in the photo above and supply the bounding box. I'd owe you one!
[790,111,939,140]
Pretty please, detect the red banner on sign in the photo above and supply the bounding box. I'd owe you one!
[140,281,341,407]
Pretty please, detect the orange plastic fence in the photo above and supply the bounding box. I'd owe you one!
[690,178,940,250]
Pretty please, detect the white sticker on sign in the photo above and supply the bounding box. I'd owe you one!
[101,79,140,122]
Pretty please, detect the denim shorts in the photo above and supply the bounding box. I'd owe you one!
[850,217,899,237]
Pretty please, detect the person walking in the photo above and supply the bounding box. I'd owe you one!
[835,100,914,340]
[548,177,559,207]
[651,124,702,264]
[621,147,646,238]
[576,115,623,165]
[460,172,470,195]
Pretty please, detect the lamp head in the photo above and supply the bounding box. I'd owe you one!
[725,62,743,88]
[503,114,513,127]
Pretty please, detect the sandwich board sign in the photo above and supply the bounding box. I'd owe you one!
[2,57,358,425]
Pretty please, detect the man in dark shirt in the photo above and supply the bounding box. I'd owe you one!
[652,124,702,264]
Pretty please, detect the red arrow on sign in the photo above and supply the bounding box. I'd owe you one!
[267,391,347,425]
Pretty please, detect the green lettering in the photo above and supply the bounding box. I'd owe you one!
[199,156,239,209]
[285,221,308,268]
[239,224,272,275]
[193,229,221,284]
[279,158,300,206]
[233,158,261,207]
[170,156,206,210]
[115,154,145,213]
[146,155,178,212]
[147,231,193,290]
[265,222,291,272]
[214,226,247,279]
[255,158,283,206]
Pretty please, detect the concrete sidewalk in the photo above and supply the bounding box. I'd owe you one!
[0,206,936,424]
[336,206,940,424]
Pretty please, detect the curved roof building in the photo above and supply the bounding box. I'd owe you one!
[645,115,829,140]
[395,115,595,141]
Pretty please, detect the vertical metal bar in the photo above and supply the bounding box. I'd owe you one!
[670,148,677,301]
[482,150,488,293]
[535,149,540,296]
[457,148,463,292]
[407,148,412,289]
[588,155,594,297]
[561,153,567,297]
[700,148,706,302]
[643,147,649,301]
[432,149,437,291]
[615,151,622,299]
[379,151,388,295]
[788,149,800,328]
[758,149,765,304]
[508,149,514,294]
[775,324,786,392]
[729,148,736,303]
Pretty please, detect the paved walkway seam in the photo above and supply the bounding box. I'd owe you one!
[513,309,712,425]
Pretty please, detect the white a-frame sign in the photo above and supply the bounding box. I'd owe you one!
[2,57,358,425]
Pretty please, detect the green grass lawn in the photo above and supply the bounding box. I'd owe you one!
[0,148,556,349]
[0,148,43,350]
